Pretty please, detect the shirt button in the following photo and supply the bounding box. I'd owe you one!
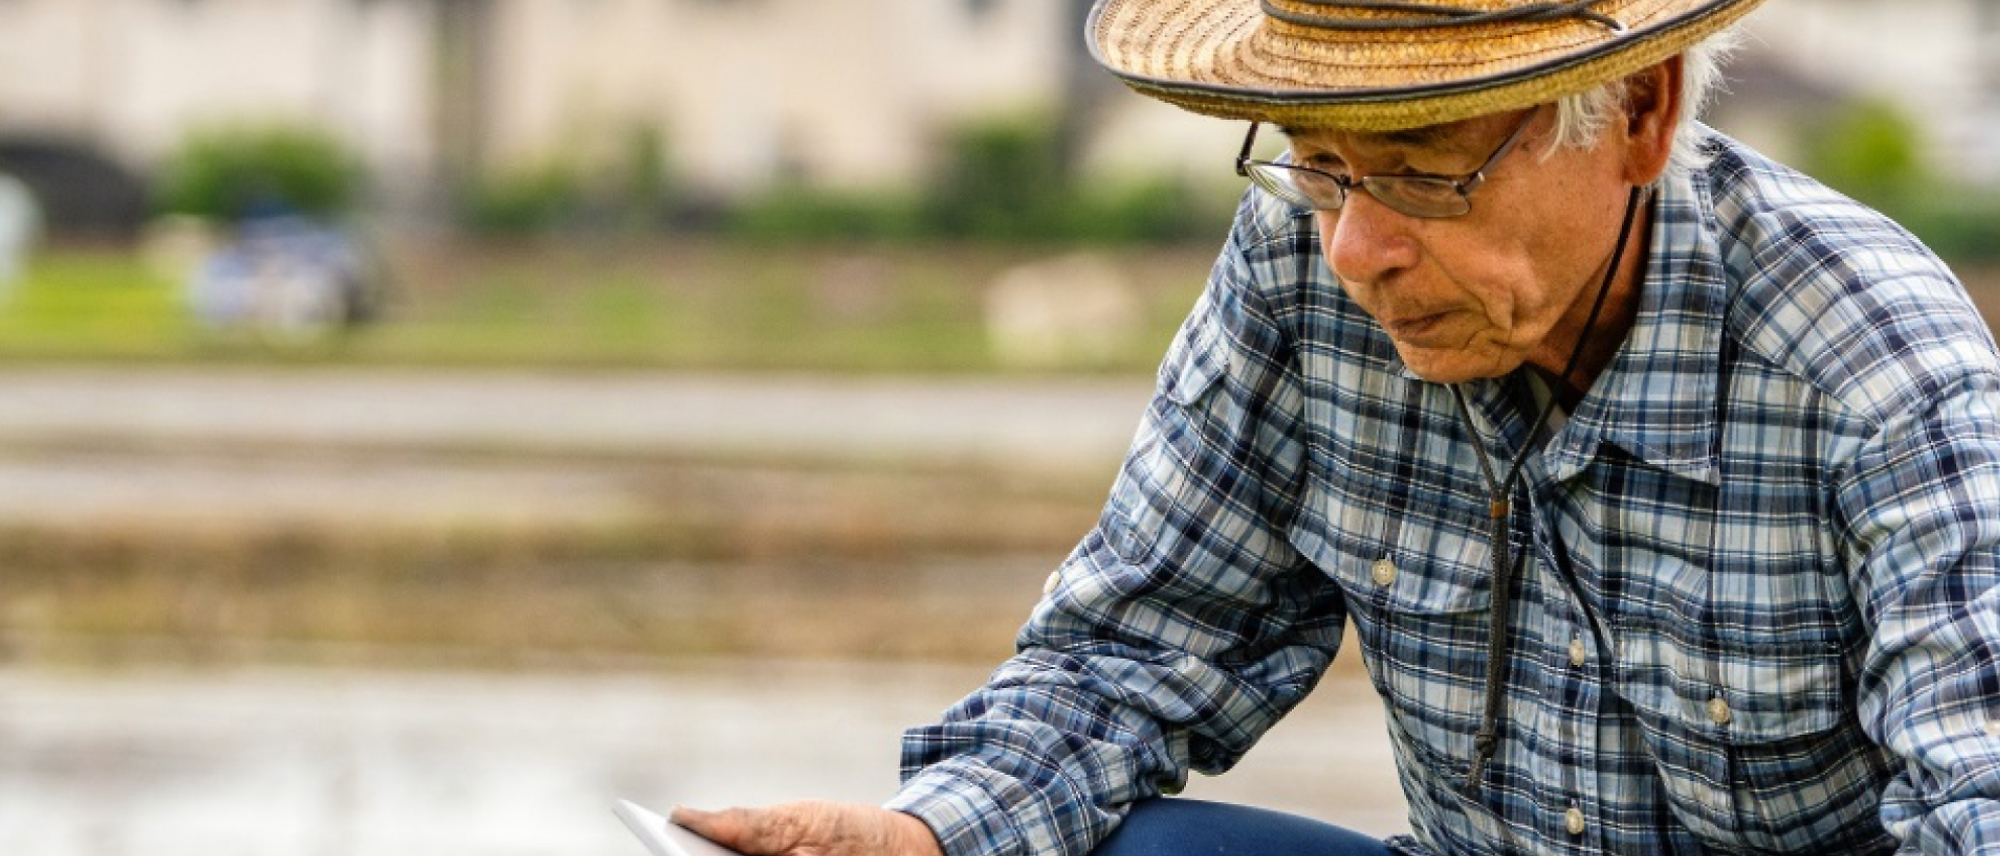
[1371,558,1397,586]
[1708,696,1733,726]
[1568,637,1588,667]
[1042,571,1061,595]
[1565,807,1585,836]
[1985,718,2000,738]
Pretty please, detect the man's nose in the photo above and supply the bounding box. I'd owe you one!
[1322,193,1419,286]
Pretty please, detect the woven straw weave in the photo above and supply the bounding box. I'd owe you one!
[1088,0,1766,130]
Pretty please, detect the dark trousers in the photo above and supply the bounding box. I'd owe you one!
[1091,799,1394,856]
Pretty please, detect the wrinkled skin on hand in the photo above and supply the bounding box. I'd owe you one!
[672,800,946,856]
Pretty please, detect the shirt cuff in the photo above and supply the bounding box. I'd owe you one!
[885,764,1032,856]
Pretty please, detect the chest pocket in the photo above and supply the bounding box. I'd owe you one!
[1613,581,1896,853]
[1294,468,1495,781]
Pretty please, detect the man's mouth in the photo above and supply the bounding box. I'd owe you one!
[1381,311,1454,343]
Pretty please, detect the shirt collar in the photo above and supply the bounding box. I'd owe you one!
[1544,171,1731,485]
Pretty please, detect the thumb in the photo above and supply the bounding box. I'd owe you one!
[672,805,808,854]
[669,806,749,849]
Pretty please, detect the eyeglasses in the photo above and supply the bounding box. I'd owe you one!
[1233,108,1540,219]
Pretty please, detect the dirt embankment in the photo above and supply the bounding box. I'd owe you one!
[3,450,1108,668]
[0,368,1158,669]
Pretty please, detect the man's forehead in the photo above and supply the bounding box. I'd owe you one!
[1278,114,1502,152]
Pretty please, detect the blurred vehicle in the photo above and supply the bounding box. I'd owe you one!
[187,205,386,342]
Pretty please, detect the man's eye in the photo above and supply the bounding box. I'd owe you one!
[1386,179,1460,203]
[1298,154,1345,172]
[1294,170,1347,192]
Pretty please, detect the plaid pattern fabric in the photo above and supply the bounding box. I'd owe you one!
[886,131,2000,856]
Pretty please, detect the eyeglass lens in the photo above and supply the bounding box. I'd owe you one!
[1246,163,1470,218]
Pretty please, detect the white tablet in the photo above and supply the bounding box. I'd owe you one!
[613,799,745,856]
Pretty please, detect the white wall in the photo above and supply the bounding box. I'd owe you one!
[0,0,433,187]
[0,0,1072,196]
[481,0,1068,194]
[0,0,1987,201]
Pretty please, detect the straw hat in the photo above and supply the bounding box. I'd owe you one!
[1087,0,1767,131]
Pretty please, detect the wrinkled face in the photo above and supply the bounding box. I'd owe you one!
[1288,107,1637,383]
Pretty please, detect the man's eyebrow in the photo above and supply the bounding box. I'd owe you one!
[1381,126,1453,147]
[1274,123,1457,149]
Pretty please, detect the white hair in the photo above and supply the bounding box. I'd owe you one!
[1548,28,1745,179]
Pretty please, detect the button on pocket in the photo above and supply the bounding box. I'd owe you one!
[1300,490,1493,784]
[1617,632,1895,853]
[1706,696,1732,726]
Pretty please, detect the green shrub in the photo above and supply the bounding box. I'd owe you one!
[457,124,681,235]
[1897,198,2000,265]
[722,114,1231,246]
[921,116,1072,242]
[1067,178,1233,245]
[155,125,364,220]
[726,191,922,243]
[457,160,587,234]
[614,123,675,229]
[1801,98,1930,215]
[1787,98,2000,265]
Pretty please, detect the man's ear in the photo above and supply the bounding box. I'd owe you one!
[1620,56,1683,186]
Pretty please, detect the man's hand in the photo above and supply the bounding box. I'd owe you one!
[671,801,946,856]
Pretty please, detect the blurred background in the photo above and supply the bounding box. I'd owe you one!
[0,1,1994,855]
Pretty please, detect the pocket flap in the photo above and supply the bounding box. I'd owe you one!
[1618,629,1845,742]
[1291,478,1494,616]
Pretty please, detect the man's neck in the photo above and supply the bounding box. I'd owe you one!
[1527,194,1653,407]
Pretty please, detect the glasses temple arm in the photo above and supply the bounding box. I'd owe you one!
[1235,122,1261,177]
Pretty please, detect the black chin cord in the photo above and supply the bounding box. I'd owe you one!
[1453,184,1647,793]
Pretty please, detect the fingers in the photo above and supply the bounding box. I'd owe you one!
[667,805,722,839]
[667,801,939,856]
[670,805,771,853]
[671,803,820,855]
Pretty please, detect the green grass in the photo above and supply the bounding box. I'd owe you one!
[0,252,193,358]
[0,239,1212,373]
[13,237,2000,374]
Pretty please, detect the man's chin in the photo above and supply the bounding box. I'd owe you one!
[1393,344,1516,385]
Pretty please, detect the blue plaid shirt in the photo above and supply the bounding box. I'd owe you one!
[887,130,2000,856]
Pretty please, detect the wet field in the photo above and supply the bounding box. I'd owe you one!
[0,367,1409,855]
[1,661,1407,856]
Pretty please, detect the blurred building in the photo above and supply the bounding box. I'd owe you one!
[0,0,1989,224]
[0,0,1083,211]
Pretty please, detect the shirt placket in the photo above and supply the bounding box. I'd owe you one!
[1472,374,1612,855]
[1452,378,1570,852]
[1529,470,1608,855]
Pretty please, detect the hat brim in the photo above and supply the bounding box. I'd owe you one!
[1088,0,1766,131]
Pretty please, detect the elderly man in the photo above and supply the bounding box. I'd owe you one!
[675,0,2000,853]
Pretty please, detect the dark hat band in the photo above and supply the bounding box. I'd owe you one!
[1262,0,1626,31]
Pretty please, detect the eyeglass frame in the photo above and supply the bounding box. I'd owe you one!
[1232,108,1541,219]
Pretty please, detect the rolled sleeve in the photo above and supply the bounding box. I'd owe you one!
[886,196,1345,856]
[887,763,1032,856]
[1840,374,2000,855]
